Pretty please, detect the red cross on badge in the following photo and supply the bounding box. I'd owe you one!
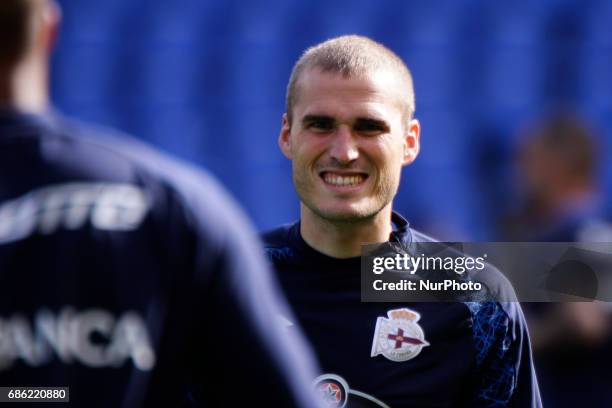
[387,328,425,349]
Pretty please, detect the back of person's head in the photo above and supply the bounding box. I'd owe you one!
[0,0,61,68]
[0,0,57,67]
[0,0,31,67]
[0,0,59,111]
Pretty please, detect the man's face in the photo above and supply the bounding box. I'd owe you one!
[279,68,420,222]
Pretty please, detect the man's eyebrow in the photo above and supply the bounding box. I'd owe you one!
[300,115,390,132]
[354,117,390,130]
[301,114,335,125]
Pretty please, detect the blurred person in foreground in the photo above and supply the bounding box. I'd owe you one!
[263,35,542,407]
[503,114,612,407]
[0,0,322,406]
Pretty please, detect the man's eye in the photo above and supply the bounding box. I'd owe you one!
[308,121,334,132]
[355,123,386,135]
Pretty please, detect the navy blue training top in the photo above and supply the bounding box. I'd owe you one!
[263,213,542,408]
[0,111,320,407]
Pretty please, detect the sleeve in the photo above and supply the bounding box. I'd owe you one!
[465,301,542,408]
[165,172,323,408]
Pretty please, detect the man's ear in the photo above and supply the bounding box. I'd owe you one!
[402,118,420,166]
[41,0,62,55]
[278,113,293,160]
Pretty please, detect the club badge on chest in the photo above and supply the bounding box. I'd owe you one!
[371,308,429,362]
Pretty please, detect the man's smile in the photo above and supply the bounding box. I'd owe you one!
[320,171,369,189]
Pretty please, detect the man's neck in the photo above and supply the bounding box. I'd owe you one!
[300,204,393,259]
[540,184,598,220]
[0,60,48,113]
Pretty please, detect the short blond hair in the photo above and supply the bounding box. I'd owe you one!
[285,35,415,123]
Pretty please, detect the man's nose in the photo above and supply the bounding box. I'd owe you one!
[329,125,359,164]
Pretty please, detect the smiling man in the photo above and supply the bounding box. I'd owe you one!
[264,35,542,407]
[281,38,419,258]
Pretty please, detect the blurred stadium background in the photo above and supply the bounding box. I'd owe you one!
[51,0,612,240]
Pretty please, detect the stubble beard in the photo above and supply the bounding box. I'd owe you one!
[294,168,398,226]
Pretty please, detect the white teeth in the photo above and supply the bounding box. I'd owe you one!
[323,174,365,186]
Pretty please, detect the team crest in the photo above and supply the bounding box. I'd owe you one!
[371,308,429,362]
